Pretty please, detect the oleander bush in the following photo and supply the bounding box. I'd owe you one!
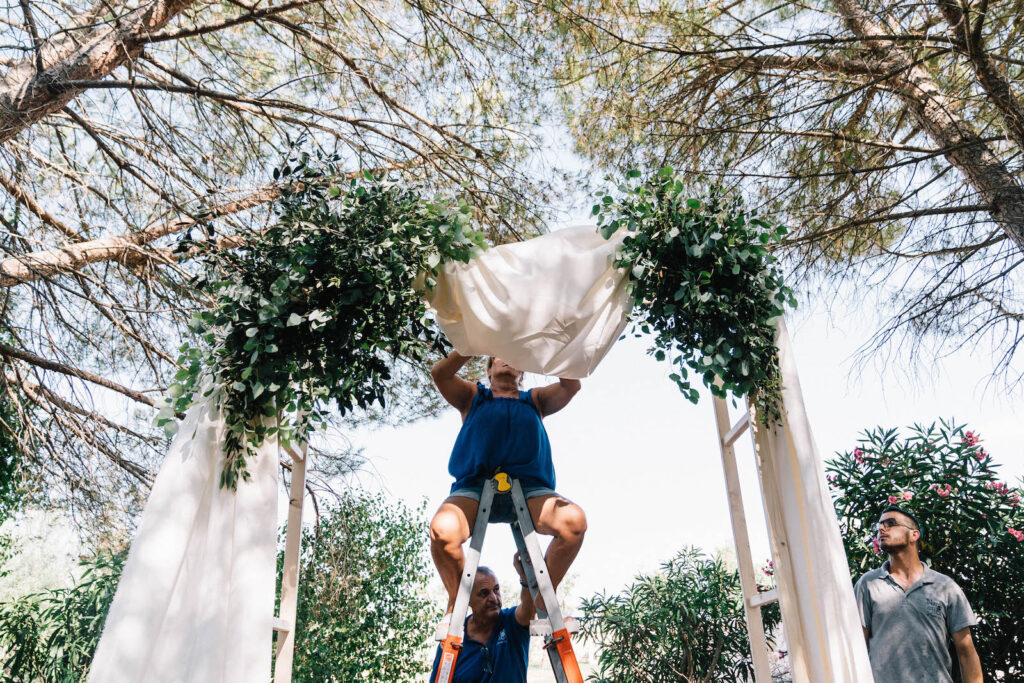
[827,420,1024,680]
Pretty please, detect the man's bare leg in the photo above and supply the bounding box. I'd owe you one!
[429,496,479,613]
[526,494,587,611]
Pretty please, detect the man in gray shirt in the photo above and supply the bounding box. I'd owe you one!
[854,506,983,683]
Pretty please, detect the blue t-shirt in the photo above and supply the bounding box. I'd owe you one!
[448,383,555,492]
[429,607,530,683]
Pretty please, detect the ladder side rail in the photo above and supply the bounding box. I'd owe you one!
[510,480,583,683]
[509,480,565,632]
[712,397,773,683]
[435,480,497,683]
[510,523,570,683]
[273,438,308,683]
[451,480,496,639]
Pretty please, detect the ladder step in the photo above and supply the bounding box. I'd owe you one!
[747,588,779,609]
[272,617,290,633]
[723,412,750,446]
[530,617,580,637]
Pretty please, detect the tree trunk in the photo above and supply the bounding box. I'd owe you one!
[0,0,193,144]
[834,0,1024,253]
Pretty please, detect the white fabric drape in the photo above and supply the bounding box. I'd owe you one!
[752,318,874,682]
[88,393,279,683]
[424,224,632,378]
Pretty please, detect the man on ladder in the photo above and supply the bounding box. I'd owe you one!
[429,352,587,681]
[428,557,534,682]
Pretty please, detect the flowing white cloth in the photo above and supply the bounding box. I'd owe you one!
[424,225,632,378]
[754,318,874,682]
[88,394,279,683]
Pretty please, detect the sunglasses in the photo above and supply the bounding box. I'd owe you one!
[481,645,493,676]
[877,518,915,531]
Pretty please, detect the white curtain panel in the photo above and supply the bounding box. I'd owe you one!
[424,225,632,378]
[753,317,874,682]
[88,393,279,683]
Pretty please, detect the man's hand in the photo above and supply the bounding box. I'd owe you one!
[513,552,535,627]
[952,627,983,683]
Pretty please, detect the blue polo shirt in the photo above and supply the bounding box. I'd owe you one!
[429,607,530,683]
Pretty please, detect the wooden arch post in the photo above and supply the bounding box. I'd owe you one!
[710,318,874,683]
[272,438,308,682]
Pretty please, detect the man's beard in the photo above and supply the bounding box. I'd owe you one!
[881,538,908,553]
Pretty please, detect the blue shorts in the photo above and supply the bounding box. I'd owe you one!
[449,485,558,502]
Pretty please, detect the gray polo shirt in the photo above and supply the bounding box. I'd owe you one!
[854,561,978,683]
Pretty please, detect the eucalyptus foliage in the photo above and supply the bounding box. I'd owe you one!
[0,550,124,682]
[596,169,795,421]
[160,153,485,488]
[579,547,782,682]
[827,421,1024,679]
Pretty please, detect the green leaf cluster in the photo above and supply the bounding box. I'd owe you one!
[827,420,1024,679]
[284,491,435,682]
[579,547,781,682]
[595,168,795,421]
[0,550,125,682]
[162,151,486,488]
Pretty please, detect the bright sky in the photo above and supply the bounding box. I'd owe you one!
[347,268,1024,607]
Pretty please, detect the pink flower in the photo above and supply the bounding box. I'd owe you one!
[901,491,913,501]
[975,449,987,461]
[933,483,952,498]
[1010,494,1021,507]
[871,536,882,554]
[963,431,979,446]
[853,448,865,464]
[888,495,899,504]
[1009,528,1024,542]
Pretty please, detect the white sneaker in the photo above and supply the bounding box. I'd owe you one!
[434,613,453,641]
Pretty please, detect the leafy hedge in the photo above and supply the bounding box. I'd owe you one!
[0,550,125,682]
[827,421,1024,679]
[595,169,794,422]
[579,547,782,682]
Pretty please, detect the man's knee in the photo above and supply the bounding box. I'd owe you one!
[553,502,587,541]
[430,508,468,546]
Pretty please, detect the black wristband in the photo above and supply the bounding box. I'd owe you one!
[520,581,529,588]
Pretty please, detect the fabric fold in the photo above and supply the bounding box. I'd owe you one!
[424,225,632,378]
[751,317,874,682]
[87,393,278,683]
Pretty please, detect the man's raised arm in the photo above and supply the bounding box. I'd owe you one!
[431,351,477,418]
[532,378,581,418]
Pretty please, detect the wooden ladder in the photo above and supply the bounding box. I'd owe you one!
[712,396,780,683]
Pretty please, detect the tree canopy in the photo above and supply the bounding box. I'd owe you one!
[0,0,554,533]
[547,0,1024,382]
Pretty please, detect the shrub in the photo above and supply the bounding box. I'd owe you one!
[578,547,781,682]
[827,420,1024,680]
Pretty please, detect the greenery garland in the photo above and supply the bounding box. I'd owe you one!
[157,152,485,488]
[595,168,796,422]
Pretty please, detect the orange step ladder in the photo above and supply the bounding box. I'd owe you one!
[434,473,583,683]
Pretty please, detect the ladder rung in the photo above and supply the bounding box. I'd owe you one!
[530,617,580,637]
[723,412,750,447]
[272,617,291,633]
[747,588,779,609]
